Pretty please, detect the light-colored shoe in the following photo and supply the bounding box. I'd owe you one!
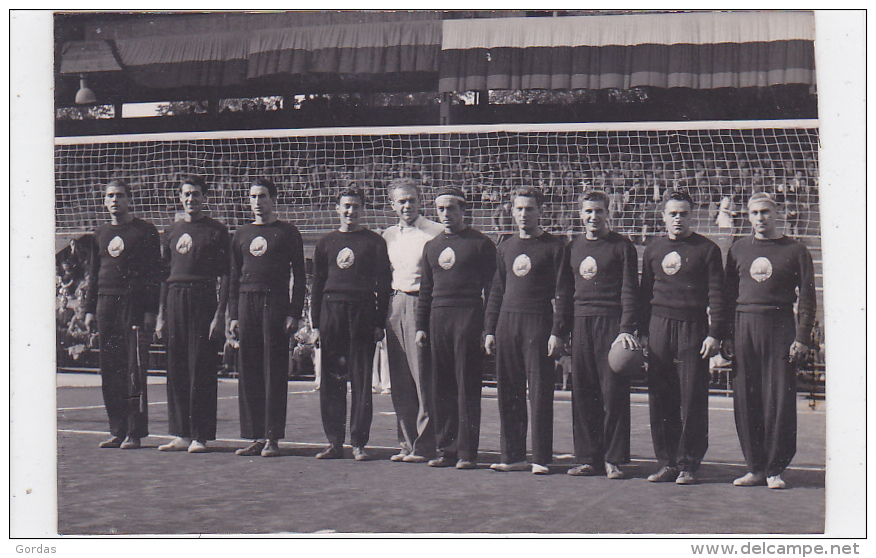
[261,440,281,457]
[676,471,697,485]
[531,463,550,475]
[187,440,207,453]
[455,460,477,470]
[605,462,626,480]
[120,436,141,450]
[767,475,787,489]
[733,471,767,487]
[402,454,430,463]
[489,461,529,472]
[352,446,371,461]
[315,444,343,459]
[158,437,191,452]
[381,388,391,395]
[647,466,679,483]
[390,451,409,462]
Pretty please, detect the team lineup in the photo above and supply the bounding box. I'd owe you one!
[84,174,816,489]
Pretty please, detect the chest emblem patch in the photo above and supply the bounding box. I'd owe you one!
[336,247,355,269]
[512,254,532,277]
[661,251,682,276]
[749,257,773,283]
[176,233,193,255]
[249,236,268,257]
[579,256,597,280]
[438,247,456,270]
[108,236,125,258]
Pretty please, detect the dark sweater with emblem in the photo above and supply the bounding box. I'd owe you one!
[484,232,568,336]
[228,220,306,321]
[416,227,497,332]
[556,230,639,334]
[161,216,230,284]
[638,232,725,338]
[724,235,816,344]
[85,217,162,315]
[310,228,392,329]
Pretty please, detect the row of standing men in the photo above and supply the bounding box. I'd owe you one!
[83,175,815,489]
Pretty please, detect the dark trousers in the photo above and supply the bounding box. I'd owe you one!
[647,315,710,472]
[571,314,630,466]
[733,311,798,477]
[165,284,221,441]
[319,298,377,448]
[386,292,435,457]
[97,294,149,439]
[430,305,484,462]
[237,291,289,440]
[495,311,555,465]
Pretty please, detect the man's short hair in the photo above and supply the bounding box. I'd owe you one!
[337,186,367,206]
[105,178,132,196]
[747,191,777,210]
[387,178,421,200]
[181,174,209,194]
[664,189,694,209]
[434,186,467,207]
[578,190,610,210]
[511,186,544,207]
[252,177,278,198]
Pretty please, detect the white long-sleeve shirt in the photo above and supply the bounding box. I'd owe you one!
[382,215,444,293]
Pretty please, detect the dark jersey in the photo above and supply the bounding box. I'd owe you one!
[310,228,393,329]
[638,232,725,338]
[557,230,639,334]
[416,227,497,332]
[228,220,306,321]
[724,235,816,344]
[85,217,162,315]
[161,216,230,283]
[484,232,568,336]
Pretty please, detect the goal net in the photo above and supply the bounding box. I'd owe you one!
[54,121,821,248]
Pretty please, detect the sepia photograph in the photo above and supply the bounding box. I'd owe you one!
[7,6,867,551]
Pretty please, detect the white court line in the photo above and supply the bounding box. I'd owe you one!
[57,428,825,473]
[57,389,318,412]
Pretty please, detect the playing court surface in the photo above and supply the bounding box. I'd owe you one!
[56,374,825,535]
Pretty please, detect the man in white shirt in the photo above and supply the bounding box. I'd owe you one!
[383,178,444,462]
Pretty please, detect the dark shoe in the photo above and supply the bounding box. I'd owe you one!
[647,466,679,483]
[352,447,371,461]
[567,464,601,476]
[119,437,141,450]
[605,462,626,480]
[676,471,697,485]
[428,456,453,468]
[235,440,266,456]
[99,436,123,449]
[455,460,477,470]
[315,444,343,459]
[261,440,281,457]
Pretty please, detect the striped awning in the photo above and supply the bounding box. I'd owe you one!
[438,11,816,91]
[60,19,442,89]
[58,11,815,93]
